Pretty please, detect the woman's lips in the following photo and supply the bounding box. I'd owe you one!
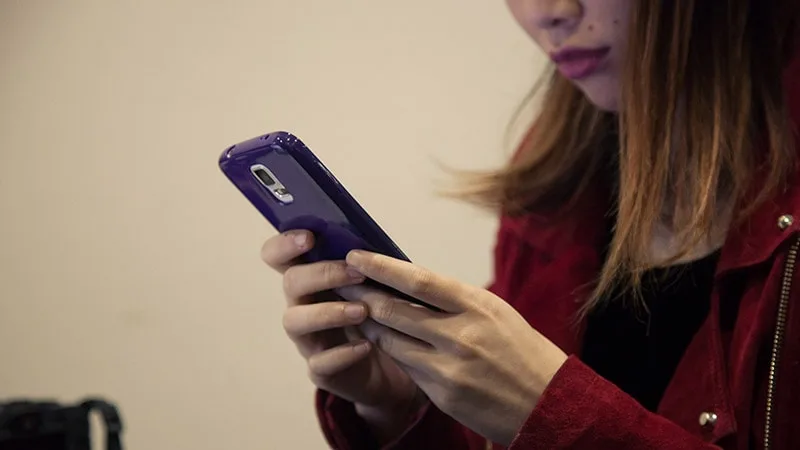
[550,46,611,80]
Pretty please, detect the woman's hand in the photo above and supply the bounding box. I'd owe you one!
[338,250,568,446]
[261,232,423,440]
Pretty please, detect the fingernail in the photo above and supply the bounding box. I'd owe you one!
[293,233,308,248]
[352,341,371,354]
[346,250,366,266]
[345,304,366,320]
[346,267,365,281]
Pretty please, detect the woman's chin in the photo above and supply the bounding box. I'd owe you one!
[576,77,620,112]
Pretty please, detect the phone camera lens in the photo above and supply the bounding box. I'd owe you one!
[254,168,276,187]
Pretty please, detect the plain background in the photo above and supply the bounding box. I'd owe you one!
[0,1,547,448]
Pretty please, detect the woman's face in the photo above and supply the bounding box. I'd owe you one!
[506,0,631,111]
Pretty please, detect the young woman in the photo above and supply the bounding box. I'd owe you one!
[260,1,800,448]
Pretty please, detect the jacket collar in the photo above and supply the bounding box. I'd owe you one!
[716,50,800,275]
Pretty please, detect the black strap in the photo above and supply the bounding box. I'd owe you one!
[80,400,122,450]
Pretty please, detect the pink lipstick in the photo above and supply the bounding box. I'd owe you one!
[550,46,611,80]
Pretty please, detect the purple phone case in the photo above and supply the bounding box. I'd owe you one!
[219,132,430,307]
[219,131,409,261]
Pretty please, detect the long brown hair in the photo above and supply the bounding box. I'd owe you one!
[454,0,799,311]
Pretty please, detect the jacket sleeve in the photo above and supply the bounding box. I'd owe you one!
[315,390,478,450]
[315,357,726,450]
[509,356,722,450]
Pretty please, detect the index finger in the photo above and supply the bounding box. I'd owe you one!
[345,251,471,313]
[337,284,449,345]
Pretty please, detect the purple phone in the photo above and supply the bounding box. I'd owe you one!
[219,131,426,306]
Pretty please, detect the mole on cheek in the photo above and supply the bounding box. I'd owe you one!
[588,25,594,31]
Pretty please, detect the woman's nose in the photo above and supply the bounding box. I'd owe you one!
[527,0,582,31]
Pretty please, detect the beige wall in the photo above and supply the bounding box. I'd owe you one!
[0,1,546,448]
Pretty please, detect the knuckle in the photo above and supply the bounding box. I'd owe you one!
[322,303,348,327]
[282,266,299,296]
[370,256,389,278]
[260,238,278,266]
[259,238,281,270]
[281,309,295,335]
[449,341,475,359]
[307,345,358,381]
[306,349,332,377]
[477,292,503,318]
[372,297,398,325]
[305,340,326,357]
[450,326,480,358]
[336,302,350,320]
[407,268,436,298]
[481,302,500,320]
[262,234,297,268]
[449,340,474,359]
[321,261,345,285]
[306,361,328,384]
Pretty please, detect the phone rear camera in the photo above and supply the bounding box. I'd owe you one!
[253,167,276,187]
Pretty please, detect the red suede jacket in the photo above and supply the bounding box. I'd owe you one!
[314,56,800,450]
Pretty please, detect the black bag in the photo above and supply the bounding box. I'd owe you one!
[0,399,122,450]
